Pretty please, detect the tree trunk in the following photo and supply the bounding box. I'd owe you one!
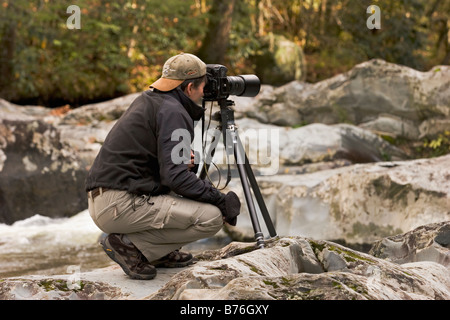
[197,0,237,65]
[0,22,16,99]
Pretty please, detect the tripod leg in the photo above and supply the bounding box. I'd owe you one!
[236,135,278,238]
[232,131,265,249]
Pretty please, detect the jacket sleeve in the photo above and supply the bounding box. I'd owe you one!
[156,103,223,204]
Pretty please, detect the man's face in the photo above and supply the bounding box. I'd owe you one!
[184,81,206,104]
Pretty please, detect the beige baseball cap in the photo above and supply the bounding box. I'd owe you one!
[150,53,207,92]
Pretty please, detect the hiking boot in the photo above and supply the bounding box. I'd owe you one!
[150,249,194,268]
[100,233,156,280]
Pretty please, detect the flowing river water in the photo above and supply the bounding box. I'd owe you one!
[0,210,231,278]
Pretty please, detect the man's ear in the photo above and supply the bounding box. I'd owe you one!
[184,82,193,95]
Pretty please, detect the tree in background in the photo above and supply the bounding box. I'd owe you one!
[0,0,447,107]
[0,0,207,106]
[197,0,237,65]
[241,0,449,81]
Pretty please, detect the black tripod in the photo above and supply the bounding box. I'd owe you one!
[199,98,278,248]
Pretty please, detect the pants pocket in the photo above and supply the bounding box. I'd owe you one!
[195,210,223,235]
[162,197,201,230]
[95,201,119,233]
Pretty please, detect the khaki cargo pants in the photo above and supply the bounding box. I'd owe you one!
[87,188,223,262]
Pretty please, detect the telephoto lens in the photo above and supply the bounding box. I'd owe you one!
[226,75,260,97]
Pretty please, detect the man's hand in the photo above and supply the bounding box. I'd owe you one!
[187,150,200,173]
[216,191,241,226]
[187,150,195,171]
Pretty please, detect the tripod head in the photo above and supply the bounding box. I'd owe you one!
[213,99,236,129]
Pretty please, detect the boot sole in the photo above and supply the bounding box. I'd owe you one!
[152,257,195,268]
[100,237,156,280]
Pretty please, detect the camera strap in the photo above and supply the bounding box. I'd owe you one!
[199,100,231,190]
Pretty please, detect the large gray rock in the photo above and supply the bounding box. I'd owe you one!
[232,118,406,169]
[370,221,450,267]
[146,236,449,300]
[0,94,138,224]
[57,93,140,168]
[59,93,139,126]
[246,59,450,140]
[227,154,450,246]
[0,100,87,224]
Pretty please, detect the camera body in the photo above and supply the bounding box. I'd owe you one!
[203,64,261,101]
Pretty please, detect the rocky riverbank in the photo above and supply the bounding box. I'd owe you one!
[0,59,449,300]
[1,59,448,225]
[1,221,448,300]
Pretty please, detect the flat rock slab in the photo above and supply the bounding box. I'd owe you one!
[0,264,194,300]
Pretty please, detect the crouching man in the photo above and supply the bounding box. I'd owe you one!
[86,53,240,280]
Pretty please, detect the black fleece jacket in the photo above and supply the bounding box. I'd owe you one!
[85,88,223,205]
